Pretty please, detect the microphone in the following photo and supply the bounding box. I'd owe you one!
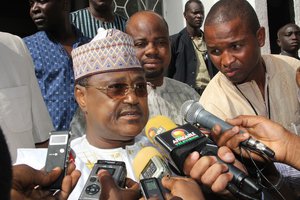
[132,146,171,180]
[145,115,177,144]
[146,115,262,198]
[180,100,275,159]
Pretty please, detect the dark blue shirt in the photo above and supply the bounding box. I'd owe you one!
[23,28,90,131]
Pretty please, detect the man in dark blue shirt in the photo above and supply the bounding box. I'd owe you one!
[24,0,90,130]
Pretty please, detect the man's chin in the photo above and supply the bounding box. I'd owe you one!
[36,25,47,31]
[120,127,143,138]
[145,70,164,79]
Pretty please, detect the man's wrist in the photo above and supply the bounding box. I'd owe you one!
[284,132,300,170]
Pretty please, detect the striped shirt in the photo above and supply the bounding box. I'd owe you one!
[70,8,127,38]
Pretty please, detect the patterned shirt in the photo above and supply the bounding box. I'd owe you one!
[147,77,200,125]
[23,28,90,131]
[70,8,127,38]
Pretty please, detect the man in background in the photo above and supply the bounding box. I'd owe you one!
[200,0,300,134]
[168,0,217,95]
[277,23,300,60]
[126,10,200,125]
[70,0,127,38]
[24,0,89,131]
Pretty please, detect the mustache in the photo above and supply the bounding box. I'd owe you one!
[118,105,143,115]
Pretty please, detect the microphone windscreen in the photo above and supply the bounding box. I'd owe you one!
[132,146,163,180]
[145,115,177,144]
[180,100,204,124]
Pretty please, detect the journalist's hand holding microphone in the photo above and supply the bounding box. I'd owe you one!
[183,146,246,197]
[212,115,300,170]
[97,170,205,200]
[11,162,80,200]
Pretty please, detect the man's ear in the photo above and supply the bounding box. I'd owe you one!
[75,85,88,112]
[256,27,265,47]
[276,38,282,47]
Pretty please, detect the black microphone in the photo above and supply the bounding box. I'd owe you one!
[153,121,262,198]
[180,100,275,159]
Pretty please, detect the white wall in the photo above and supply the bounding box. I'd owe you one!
[163,0,185,35]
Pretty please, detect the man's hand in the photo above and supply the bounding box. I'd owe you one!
[98,169,140,200]
[225,115,294,163]
[183,146,246,196]
[161,176,205,200]
[11,162,80,200]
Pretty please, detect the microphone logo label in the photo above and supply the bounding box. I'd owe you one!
[171,129,199,146]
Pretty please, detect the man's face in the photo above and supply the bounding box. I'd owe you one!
[77,70,149,142]
[277,25,300,53]
[184,2,205,29]
[204,18,265,84]
[126,14,171,84]
[29,0,65,30]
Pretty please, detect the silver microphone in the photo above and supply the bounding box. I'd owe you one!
[180,100,275,159]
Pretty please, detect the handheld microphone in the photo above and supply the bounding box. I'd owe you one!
[145,116,182,174]
[132,146,171,180]
[180,100,275,159]
[145,115,177,144]
[133,146,171,199]
[146,115,262,197]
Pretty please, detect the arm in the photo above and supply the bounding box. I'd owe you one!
[166,34,178,78]
[20,37,53,145]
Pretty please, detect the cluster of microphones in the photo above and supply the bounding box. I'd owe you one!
[75,100,278,200]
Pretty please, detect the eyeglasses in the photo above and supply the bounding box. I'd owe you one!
[85,82,148,99]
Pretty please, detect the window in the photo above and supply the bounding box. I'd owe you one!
[113,0,163,18]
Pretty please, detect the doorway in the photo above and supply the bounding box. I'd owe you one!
[267,0,295,54]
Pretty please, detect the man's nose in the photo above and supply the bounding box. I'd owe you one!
[31,2,40,14]
[123,88,139,105]
[221,51,235,67]
[145,43,159,57]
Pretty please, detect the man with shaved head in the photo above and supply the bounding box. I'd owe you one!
[125,10,200,125]
[277,23,300,60]
[198,0,300,198]
[200,0,300,133]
